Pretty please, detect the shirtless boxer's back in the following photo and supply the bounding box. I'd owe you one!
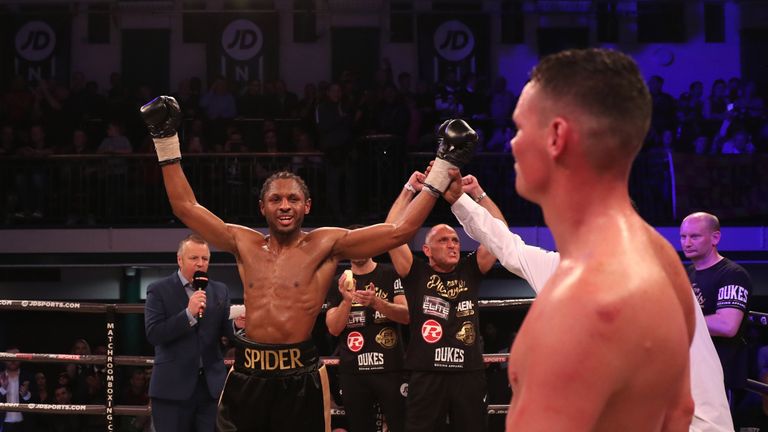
[504,48,695,431]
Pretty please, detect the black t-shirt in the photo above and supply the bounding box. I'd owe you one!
[327,263,405,374]
[403,252,484,372]
[688,257,753,388]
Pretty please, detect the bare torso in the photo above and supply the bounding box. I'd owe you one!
[160,163,435,344]
[506,220,695,431]
[232,228,340,343]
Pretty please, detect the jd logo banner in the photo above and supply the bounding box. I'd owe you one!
[222,19,263,61]
[417,14,489,85]
[207,13,278,86]
[7,15,71,85]
[15,20,56,62]
[433,20,474,62]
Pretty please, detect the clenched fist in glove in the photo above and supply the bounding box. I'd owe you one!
[423,119,477,195]
[140,96,183,165]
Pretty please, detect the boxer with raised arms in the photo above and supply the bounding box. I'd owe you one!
[139,97,476,432]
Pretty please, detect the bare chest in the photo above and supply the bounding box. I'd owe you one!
[236,243,333,304]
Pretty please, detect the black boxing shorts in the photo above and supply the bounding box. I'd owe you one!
[216,332,331,432]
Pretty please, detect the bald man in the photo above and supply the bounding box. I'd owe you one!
[384,171,498,432]
[680,212,753,405]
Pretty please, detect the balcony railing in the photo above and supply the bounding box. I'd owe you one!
[1,143,765,228]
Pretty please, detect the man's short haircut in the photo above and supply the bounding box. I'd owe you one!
[529,48,651,169]
[259,171,311,201]
[683,212,721,233]
[425,224,457,245]
[177,233,208,256]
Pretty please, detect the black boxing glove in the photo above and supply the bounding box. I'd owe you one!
[423,119,478,195]
[140,96,183,165]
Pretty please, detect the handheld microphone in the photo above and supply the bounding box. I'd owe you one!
[192,270,209,319]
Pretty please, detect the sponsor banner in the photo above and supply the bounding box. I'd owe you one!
[0,300,82,310]
[8,12,71,85]
[206,12,279,88]
[416,13,490,85]
[0,402,89,413]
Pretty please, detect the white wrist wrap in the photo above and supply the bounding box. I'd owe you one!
[423,158,455,193]
[154,134,181,163]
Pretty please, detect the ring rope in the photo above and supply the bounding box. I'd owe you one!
[2,297,768,421]
[0,402,150,416]
[0,352,508,367]
[3,298,768,325]
[0,299,533,313]
[3,380,767,417]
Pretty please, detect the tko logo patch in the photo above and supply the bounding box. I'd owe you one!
[347,332,365,352]
[421,320,443,343]
[243,348,303,371]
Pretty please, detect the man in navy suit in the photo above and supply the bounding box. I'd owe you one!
[1,346,34,432]
[145,234,235,432]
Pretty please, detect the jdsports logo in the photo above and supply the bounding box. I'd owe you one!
[375,328,397,349]
[433,20,475,62]
[456,300,474,317]
[20,300,81,309]
[15,21,56,62]
[423,295,450,319]
[221,19,263,61]
[456,322,476,346]
[27,403,86,412]
[347,332,364,353]
[421,320,443,343]
[242,347,304,371]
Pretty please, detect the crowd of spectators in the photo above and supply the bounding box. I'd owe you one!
[0,62,766,225]
[647,74,767,155]
[2,61,764,160]
[1,337,152,431]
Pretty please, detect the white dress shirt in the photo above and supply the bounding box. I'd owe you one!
[451,193,734,432]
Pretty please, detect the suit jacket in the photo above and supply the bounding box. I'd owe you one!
[144,272,233,400]
[0,368,35,424]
